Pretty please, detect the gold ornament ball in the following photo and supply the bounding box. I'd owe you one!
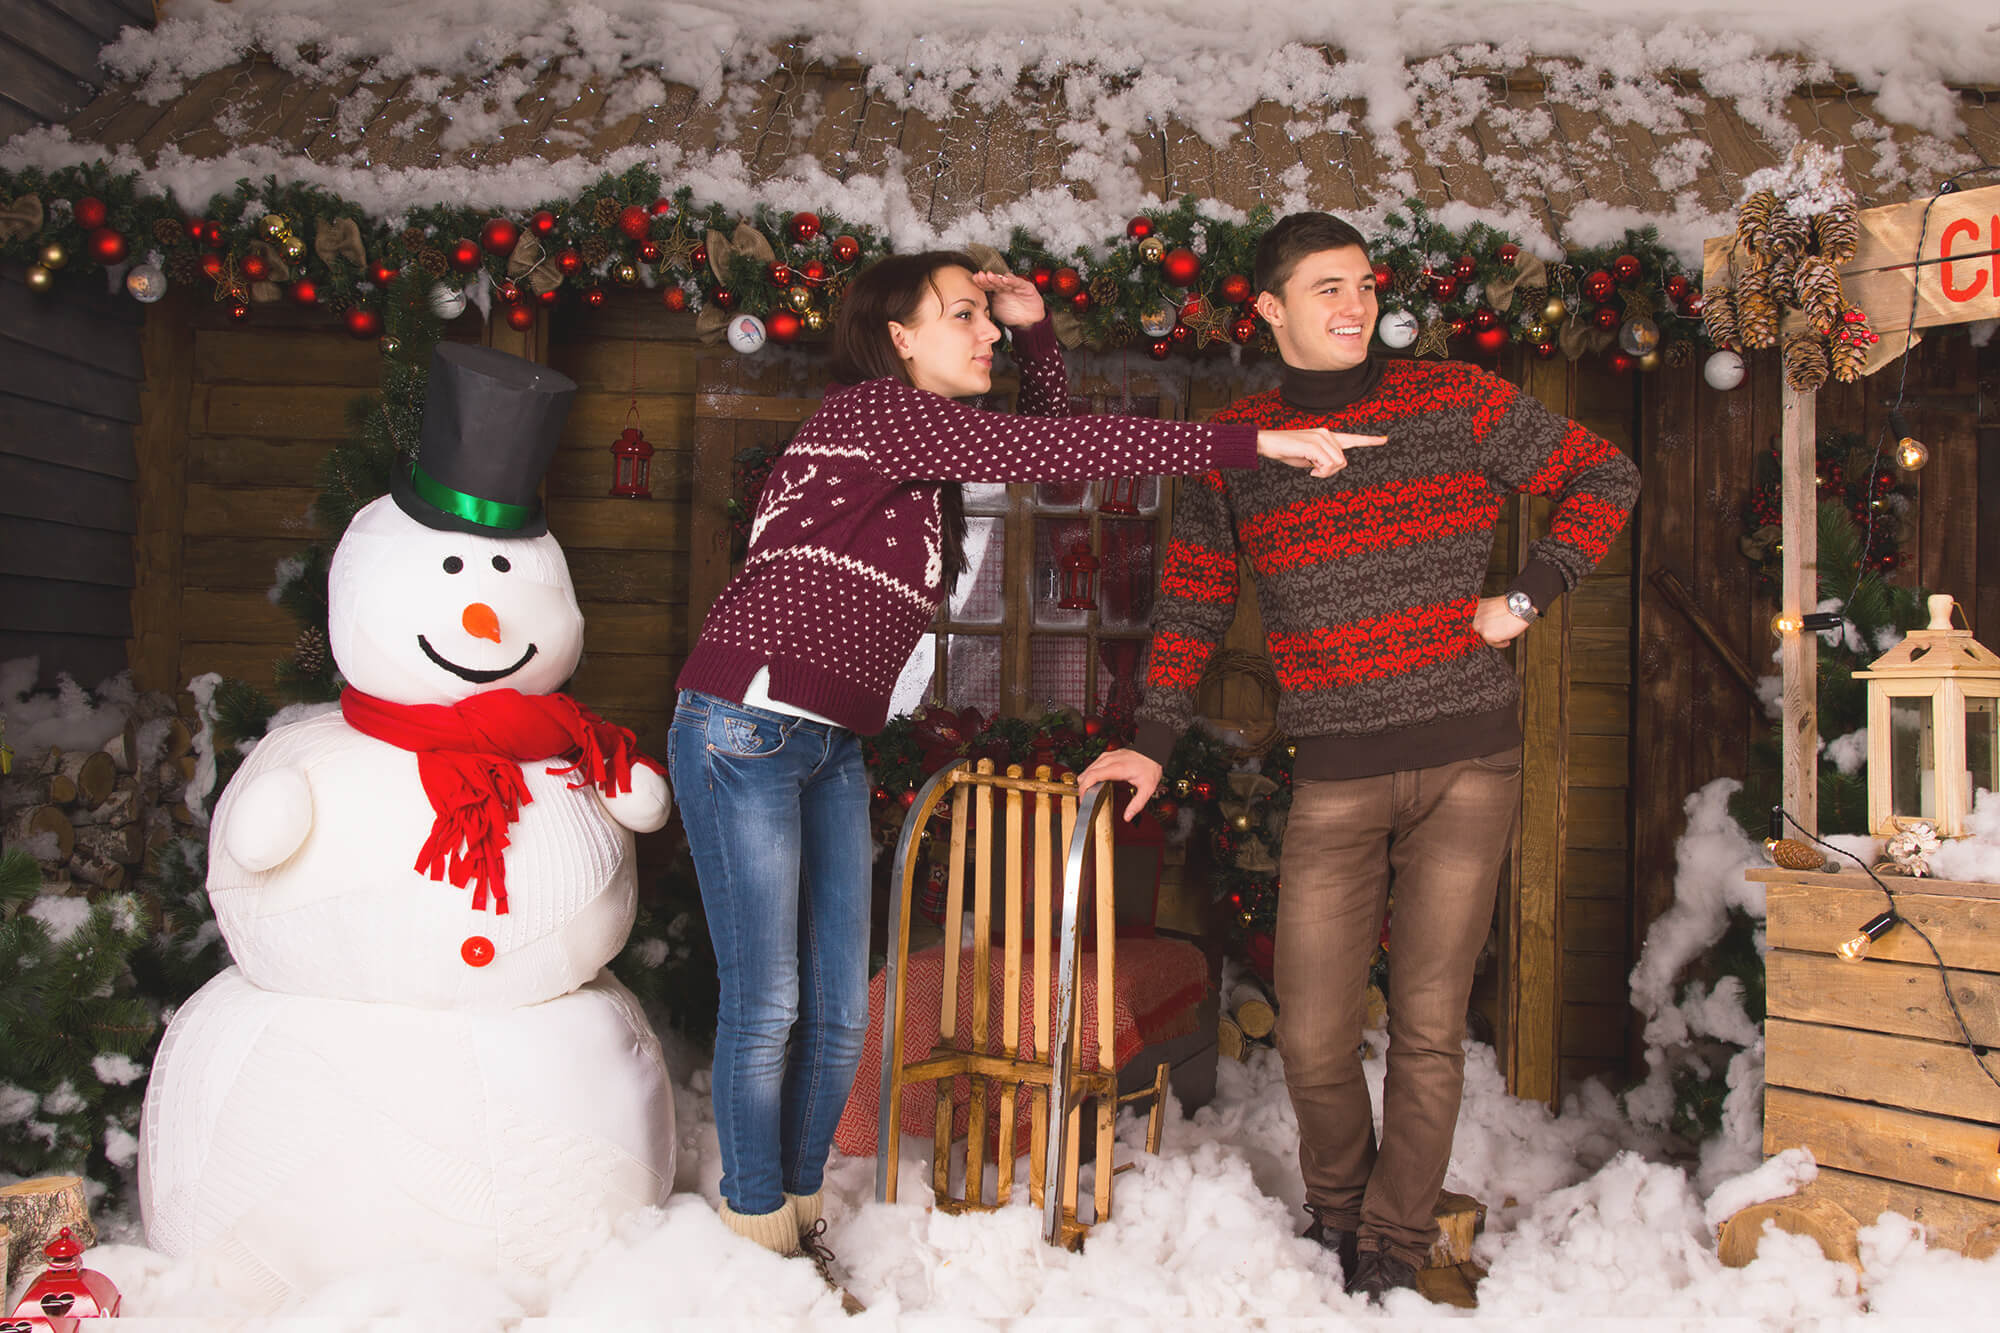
[1138,236,1166,265]
[25,264,54,292]
[1636,349,1662,372]
[613,261,640,287]
[38,242,67,270]
[803,307,827,332]
[1230,811,1253,832]
[1238,909,1255,927]
[284,238,306,262]
[1175,777,1193,797]
[1542,295,1567,325]
[261,213,287,239]
[1525,322,1549,342]
[788,284,813,311]
[379,334,402,356]
[1285,743,1296,759]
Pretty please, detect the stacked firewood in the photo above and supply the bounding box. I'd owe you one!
[2,690,200,893]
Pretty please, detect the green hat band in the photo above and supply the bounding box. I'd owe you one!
[410,463,535,530]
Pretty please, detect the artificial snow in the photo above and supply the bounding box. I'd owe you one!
[0,659,135,756]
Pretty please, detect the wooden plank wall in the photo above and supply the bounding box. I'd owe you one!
[1,0,148,143]
[0,265,146,688]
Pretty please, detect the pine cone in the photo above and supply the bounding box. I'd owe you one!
[1736,271,1780,350]
[1767,209,1811,262]
[1794,256,1844,335]
[418,246,448,276]
[1763,254,1798,306]
[1783,331,1829,392]
[1702,287,1740,348]
[580,235,612,267]
[1665,340,1693,368]
[153,217,185,247]
[1814,205,1859,266]
[166,249,202,284]
[401,227,426,248]
[293,625,329,678]
[593,197,619,228]
[1830,333,1867,383]
[1736,189,1779,255]
[1088,272,1119,306]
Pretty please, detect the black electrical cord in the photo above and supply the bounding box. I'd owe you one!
[1776,807,2000,1094]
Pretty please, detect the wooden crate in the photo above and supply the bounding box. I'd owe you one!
[1730,869,2000,1262]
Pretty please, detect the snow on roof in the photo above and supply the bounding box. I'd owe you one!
[11,0,1999,264]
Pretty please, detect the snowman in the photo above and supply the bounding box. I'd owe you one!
[139,345,678,1309]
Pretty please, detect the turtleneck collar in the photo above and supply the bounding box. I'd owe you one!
[1279,357,1384,413]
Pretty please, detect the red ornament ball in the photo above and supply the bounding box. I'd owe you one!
[1432,275,1459,302]
[1161,247,1200,288]
[1679,291,1704,317]
[691,243,708,268]
[537,286,559,307]
[369,261,400,286]
[1665,274,1690,301]
[73,196,109,230]
[1449,317,1468,337]
[1083,715,1104,737]
[1070,289,1091,311]
[768,261,792,287]
[662,286,688,312]
[1030,267,1053,291]
[1231,316,1258,344]
[1612,253,1642,284]
[1156,800,1179,820]
[1168,323,1192,345]
[1474,326,1509,354]
[1372,264,1395,292]
[789,212,822,244]
[1191,779,1214,801]
[639,240,662,263]
[649,197,673,217]
[1127,216,1155,239]
[229,301,251,322]
[199,252,225,279]
[617,204,651,241]
[1146,338,1171,360]
[344,306,383,339]
[712,286,737,310]
[87,228,128,265]
[480,216,520,256]
[1593,304,1620,330]
[290,278,319,306]
[449,238,482,272]
[1498,243,1519,265]
[831,234,861,265]
[801,259,828,287]
[241,252,270,281]
[898,788,918,809]
[1051,266,1083,296]
[201,220,225,250]
[495,279,521,305]
[1470,305,1497,331]
[1609,351,1636,375]
[767,308,803,343]
[530,209,557,236]
[582,286,607,308]
[504,303,536,331]
[1453,253,1476,281]
[1583,269,1615,301]
[556,248,583,276]
[1533,339,1557,359]
[1219,273,1252,305]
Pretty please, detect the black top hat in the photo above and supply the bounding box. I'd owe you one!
[390,343,578,537]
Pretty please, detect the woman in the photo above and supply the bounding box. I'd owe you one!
[669,252,1380,1275]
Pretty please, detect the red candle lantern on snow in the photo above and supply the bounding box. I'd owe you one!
[609,425,654,499]
[1057,539,1100,610]
[1097,475,1141,516]
[10,1227,122,1319]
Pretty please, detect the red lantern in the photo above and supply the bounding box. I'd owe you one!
[789,211,822,243]
[1098,475,1141,516]
[290,278,319,305]
[649,196,673,217]
[530,209,558,236]
[1057,539,1100,609]
[1231,316,1258,344]
[87,228,127,265]
[72,196,108,230]
[344,306,383,338]
[617,204,651,240]
[1127,216,1154,239]
[1051,266,1082,297]
[1161,247,1200,288]
[1593,304,1620,330]
[831,234,861,265]
[1474,326,1509,354]
[557,248,583,276]
[582,286,606,308]
[1612,253,1642,284]
[1583,269,1615,302]
[11,1228,121,1318]
[369,261,400,286]
[609,425,654,498]
[1453,253,1475,280]
[662,285,688,312]
[767,308,803,343]
[800,259,828,287]
[1219,273,1252,305]
[449,238,482,272]
[480,216,520,255]
[504,303,535,331]
[1498,243,1519,265]
[241,252,270,281]
[768,261,792,287]
[639,240,662,263]
[1372,264,1395,292]
[1146,338,1170,360]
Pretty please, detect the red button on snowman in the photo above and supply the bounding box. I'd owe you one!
[139,345,677,1310]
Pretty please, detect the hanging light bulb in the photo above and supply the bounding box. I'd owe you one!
[1889,409,1928,471]
[1771,611,1804,637]
[1837,910,1898,962]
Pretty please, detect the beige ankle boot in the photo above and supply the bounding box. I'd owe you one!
[787,1190,864,1315]
[718,1198,799,1256]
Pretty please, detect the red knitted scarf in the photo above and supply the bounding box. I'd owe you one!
[341,687,662,914]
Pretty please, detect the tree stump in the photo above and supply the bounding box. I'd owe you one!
[1427,1190,1488,1267]
[71,778,140,830]
[1227,982,1275,1040]
[1217,1014,1245,1061]
[101,721,141,773]
[51,751,117,810]
[5,806,74,864]
[0,1178,92,1288]
[1716,1195,1861,1271]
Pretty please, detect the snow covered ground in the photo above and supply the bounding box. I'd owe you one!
[68,1025,2000,1327]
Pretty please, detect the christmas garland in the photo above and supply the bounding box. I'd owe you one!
[0,162,1708,370]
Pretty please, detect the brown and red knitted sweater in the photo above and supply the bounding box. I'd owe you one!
[678,317,1258,735]
[1133,358,1639,780]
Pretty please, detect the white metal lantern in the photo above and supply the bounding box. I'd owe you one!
[1853,593,2000,838]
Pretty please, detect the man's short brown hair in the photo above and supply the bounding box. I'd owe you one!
[1255,212,1371,298]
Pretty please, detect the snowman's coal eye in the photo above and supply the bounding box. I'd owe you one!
[491,554,511,573]
[442,556,463,574]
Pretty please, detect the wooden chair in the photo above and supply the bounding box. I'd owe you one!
[873,758,1169,1248]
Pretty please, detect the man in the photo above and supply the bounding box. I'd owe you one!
[1079,212,1639,1300]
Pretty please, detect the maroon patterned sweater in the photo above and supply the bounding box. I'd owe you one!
[678,317,1259,735]
[1133,358,1639,780]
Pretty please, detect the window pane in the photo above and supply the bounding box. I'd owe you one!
[1890,695,1933,818]
[944,634,1002,719]
[1095,639,1147,718]
[1096,518,1157,630]
[949,516,1005,624]
[962,482,1008,512]
[1033,516,1092,628]
[1035,478,1091,509]
[1967,696,1997,800]
[1030,635,1089,714]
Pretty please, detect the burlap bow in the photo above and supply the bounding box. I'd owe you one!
[506,231,560,294]
[0,195,43,243]
[314,216,366,268]
[707,222,775,283]
[1483,251,1547,314]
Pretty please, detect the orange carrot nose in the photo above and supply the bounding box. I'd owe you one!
[462,602,501,642]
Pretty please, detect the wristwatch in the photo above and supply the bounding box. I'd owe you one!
[1505,590,1540,622]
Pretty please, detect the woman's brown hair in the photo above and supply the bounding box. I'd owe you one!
[826,251,981,593]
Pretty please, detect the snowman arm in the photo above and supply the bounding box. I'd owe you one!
[221,766,315,871]
[599,763,671,833]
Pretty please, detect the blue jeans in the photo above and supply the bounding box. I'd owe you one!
[668,689,873,1216]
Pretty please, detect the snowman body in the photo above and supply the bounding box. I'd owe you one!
[140,495,675,1308]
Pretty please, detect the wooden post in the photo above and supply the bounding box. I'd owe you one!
[1781,384,1819,834]
[128,290,196,693]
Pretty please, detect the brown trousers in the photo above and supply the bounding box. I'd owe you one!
[1273,748,1521,1267]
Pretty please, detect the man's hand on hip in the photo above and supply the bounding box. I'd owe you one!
[1076,748,1164,822]
[1474,595,1534,646]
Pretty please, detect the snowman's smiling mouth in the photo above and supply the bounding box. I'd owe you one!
[417,635,539,683]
